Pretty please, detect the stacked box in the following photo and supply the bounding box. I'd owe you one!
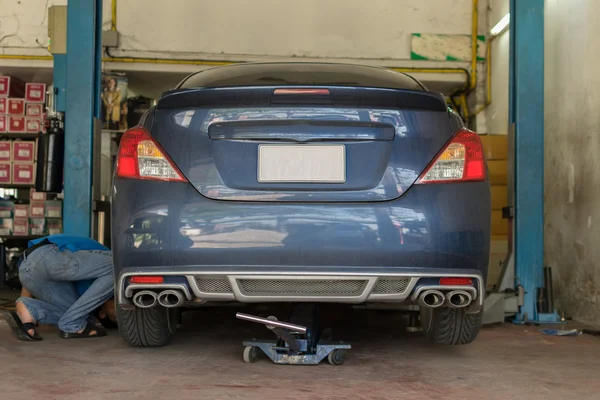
[29,218,46,236]
[45,200,62,218]
[13,218,29,236]
[26,104,43,117]
[14,204,29,218]
[47,218,63,235]
[8,116,25,133]
[7,98,25,115]
[30,189,47,201]
[30,201,45,217]
[0,218,13,236]
[0,201,14,218]
[0,76,25,98]
[0,97,6,113]
[0,141,11,161]
[0,115,6,133]
[25,118,42,134]
[25,83,46,103]
[12,141,35,162]
[12,163,35,185]
[0,163,11,184]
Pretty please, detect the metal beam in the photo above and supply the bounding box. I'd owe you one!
[510,0,544,320]
[63,0,102,237]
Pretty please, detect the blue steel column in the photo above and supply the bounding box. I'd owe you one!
[510,0,545,320]
[64,0,102,236]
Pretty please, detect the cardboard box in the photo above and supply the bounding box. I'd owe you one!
[14,204,29,218]
[30,189,47,202]
[0,98,6,113]
[0,76,25,98]
[13,218,29,236]
[29,218,46,236]
[480,134,509,161]
[487,160,508,185]
[26,103,43,117]
[7,98,25,115]
[8,116,26,133]
[45,200,62,218]
[30,201,45,217]
[0,218,13,236]
[0,115,6,133]
[47,218,63,235]
[13,141,35,162]
[0,163,11,184]
[25,83,46,103]
[25,118,42,134]
[0,201,14,218]
[0,141,11,161]
[12,163,35,185]
[25,117,42,134]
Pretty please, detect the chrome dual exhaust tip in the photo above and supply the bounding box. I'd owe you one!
[418,289,445,308]
[132,290,158,308]
[445,290,473,308]
[157,290,185,308]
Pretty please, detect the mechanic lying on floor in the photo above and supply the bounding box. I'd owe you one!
[2,234,116,341]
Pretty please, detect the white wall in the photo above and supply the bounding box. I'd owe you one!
[0,0,492,98]
[0,0,479,59]
[545,0,600,326]
[485,0,509,134]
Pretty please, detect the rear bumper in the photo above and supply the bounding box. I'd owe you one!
[117,266,484,313]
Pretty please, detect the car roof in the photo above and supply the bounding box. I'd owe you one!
[177,62,426,91]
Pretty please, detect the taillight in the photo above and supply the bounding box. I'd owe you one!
[129,276,165,284]
[416,128,486,184]
[439,277,474,285]
[116,126,186,182]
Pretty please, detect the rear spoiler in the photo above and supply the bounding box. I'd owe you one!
[157,86,447,111]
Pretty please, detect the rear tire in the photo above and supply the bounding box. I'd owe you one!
[420,307,482,345]
[116,305,174,347]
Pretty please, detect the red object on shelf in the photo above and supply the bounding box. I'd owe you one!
[14,204,29,218]
[12,163,35,185]
[0,76,25,98]
[8,116,26,133]
[30,201,45,217]
[30,189,47,201]
[25,117,42,134]
[0,115,6,134]
[25,83,46,103]
[0,163,11,184]
[7,98,25,115]
[26,103,43,117]
[13,141,35,162]
[0,141,11,161]
[13,218,29,236]
[0,98,6,113]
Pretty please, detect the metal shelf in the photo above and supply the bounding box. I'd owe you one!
[0,184,35,190]
[0,235,42,241]
[0,133,39,140]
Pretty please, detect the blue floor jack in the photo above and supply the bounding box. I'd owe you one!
[236,304,351,365]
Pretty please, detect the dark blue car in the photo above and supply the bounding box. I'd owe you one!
[112,63,490,347]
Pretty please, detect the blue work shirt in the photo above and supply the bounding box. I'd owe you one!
[29,234,109,295]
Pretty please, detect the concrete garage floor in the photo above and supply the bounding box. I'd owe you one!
[1,305,600,400]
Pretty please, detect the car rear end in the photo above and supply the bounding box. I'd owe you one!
[111,63,490,347]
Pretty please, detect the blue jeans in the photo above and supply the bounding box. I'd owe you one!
[17,245,114,333]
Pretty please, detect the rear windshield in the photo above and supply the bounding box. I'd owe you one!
[178,63,425,91]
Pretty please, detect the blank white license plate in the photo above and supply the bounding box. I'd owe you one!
[258,145,346,183]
